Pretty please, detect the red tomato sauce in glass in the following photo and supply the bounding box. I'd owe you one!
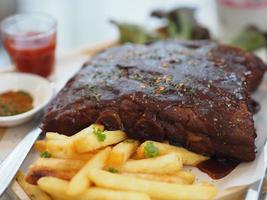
[3,32,56,77]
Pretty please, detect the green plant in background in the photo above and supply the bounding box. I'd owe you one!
[111,7,267,52]
[152,8,205,40]
[230,26,267,52]
[110,20,161,44]
[111,8,210,45]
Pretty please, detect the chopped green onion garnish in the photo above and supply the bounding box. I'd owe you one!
[144,142,160,158]
[93,127,106,142]
[40,151,52,158]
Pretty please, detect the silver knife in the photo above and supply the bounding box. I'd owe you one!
[0,116,42,197]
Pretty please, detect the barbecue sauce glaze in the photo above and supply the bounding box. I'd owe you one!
[197,158,240,179]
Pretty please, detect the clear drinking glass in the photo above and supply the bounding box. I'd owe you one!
[0,13,57,77]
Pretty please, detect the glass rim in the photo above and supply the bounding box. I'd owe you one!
[0,13,57,40]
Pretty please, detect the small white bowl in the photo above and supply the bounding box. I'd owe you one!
[0,72,53,127]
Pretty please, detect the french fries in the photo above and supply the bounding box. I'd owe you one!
[72,124,104,138]
[16,171,52,200]
[74,130,127,153]
[35,140,97,160]
[38,176,150,200]
[37,124,106,159]
[122,172,194,184]
[26,158,86,184]
[176,171,196,184]
[38,177,70,200]
[119,153,182,174]
[29,157,86,171]
[34,140,47,152]
[80,187,151,200]
[67,147,111,196]
[23,123,216,200]
[107,139,139,166]
[88,169,218,200]
[136,140,208,166]
[46,132,69,140]
[45,139,75,158]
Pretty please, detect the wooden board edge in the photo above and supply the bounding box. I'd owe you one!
[70,40,117,57]
[7,181,31,200]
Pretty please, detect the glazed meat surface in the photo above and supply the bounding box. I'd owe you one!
[42,40,267,161]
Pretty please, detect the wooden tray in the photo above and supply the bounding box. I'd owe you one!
[0,41,266,200]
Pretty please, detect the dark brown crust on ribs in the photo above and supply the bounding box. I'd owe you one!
[41,40,266,161]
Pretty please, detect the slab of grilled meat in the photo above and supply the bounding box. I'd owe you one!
[42,40,266,161]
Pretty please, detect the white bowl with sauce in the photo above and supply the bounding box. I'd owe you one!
[0,72,53,127]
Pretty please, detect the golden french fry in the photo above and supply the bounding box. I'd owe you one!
[34,140,47,153]
[46,132,69,140]
[38,177,70,200]
[195,181,216,187]
[48,124,104,141]
[37,140,96,160]
[74,130,127,153]
[88,169,218,200]
[136,141,208,166]
[44,124,106,159]
[38,177,150,200]
[67,147,111,196]
[66,152,96,160]
[176,171,196,184]
[30,157,86,170]
[16,171,52,200]
[119,153,182,174]
[81,187,151,200]
[45,124,103,157]
[72,124,104,138]
[46,138,81,159]
[68,124,105,143]
[49,197,62,200]
[122,172,194,184]
[26,158,86,185]
[107,139,139,167]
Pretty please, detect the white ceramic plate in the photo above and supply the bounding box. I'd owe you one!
[0,72,53,126]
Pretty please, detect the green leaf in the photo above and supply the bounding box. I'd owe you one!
[93,127,106,142]
[167,20,180,38]
[111,21,161,44]
[144,142,160,158]
[230,29,266,52]
[153,8,210,40]
[108,167,119,173]
[40,151,52,158]
[178,8,196,40]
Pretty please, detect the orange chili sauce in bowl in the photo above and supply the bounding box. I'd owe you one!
[0,90,33,116]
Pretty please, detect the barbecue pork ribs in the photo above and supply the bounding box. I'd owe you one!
[42,40,267,161]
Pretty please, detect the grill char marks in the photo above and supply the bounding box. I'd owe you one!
[42,40,267,161]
